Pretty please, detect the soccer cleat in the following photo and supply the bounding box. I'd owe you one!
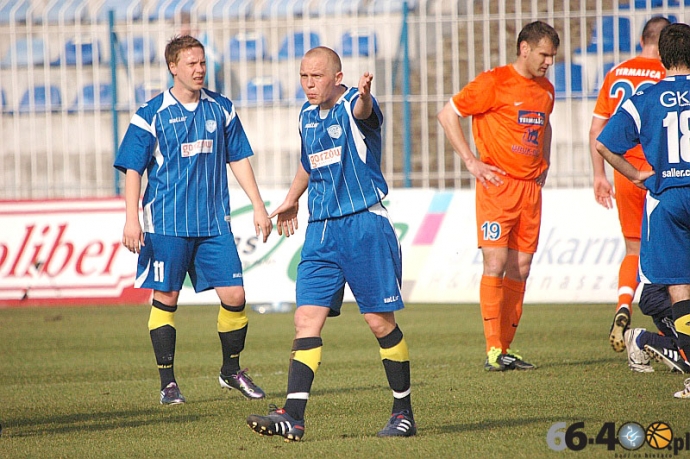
[674,378,690,399]
[644,344,690,374]
[609,308,630,352]
[247,405,305,441]
[501,350,536,370]
[160,382,186,405]
[377,410,417,437]
[219,369,266,400]
[624,328,654,373]
[484,347,506,371]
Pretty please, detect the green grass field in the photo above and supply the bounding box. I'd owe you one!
[1,303,689,458]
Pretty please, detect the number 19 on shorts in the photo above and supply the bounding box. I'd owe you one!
[481,221,501,241]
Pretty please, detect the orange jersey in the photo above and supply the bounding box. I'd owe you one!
[450,64,554,180]
[593,56,665,164]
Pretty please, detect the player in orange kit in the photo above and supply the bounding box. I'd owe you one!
[438,21,559,371]
[588,16,671,353]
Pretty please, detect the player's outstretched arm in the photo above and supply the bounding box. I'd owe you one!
[270,165,309,237]
[589,117,615,208]
[122,169,144,253]
[353,72,374,120]
[229,157,272,242]
[437,101,506,188]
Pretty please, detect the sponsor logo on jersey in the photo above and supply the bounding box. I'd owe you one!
[206,120,217,133]
[181,139,214,157]
[169,116,187,124]
[308,146,342,169]
[517,110,545,126]
[305,122,319,128]
[327,124,343,139]
[614,67,662,80]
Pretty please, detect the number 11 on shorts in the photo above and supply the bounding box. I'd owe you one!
[153,260,165,282]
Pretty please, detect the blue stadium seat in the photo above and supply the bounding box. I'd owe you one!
[228,32,268,61]
[277,31,320,61]
[96,0,143,23]
[40,0,88,24]
[260,0,309,19]
[119,36,156,65]
[553,62,583,99]
[0,0,31,25]
[18,85,62,113]
[200,0,252,20]
[148,0,195,21]
[619,0,681,8]
[51,37,102,66]
[585,16,633,53]
[315,0,363,16]
[68,83,113,113]
[0,37,46,68]
[341,29,378,57]
[1,87,7,112]
[245,77,283,103]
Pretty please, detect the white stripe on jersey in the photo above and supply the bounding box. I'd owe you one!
[621,98,642,133]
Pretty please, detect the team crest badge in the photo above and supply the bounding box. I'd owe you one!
[206,120,217,133]
[327,125,342,139]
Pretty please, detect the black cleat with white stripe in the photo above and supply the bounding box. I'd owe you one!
[377,410,417,437]
[247,405,305,442]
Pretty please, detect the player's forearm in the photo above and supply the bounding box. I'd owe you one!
[353,94,373,120]
[596,141,638,182]
[589,118,608,178]
[437,102,476,166]
[284,165,309,205]
[124,170,142,222]
[542,122,552,166]
[229,158,265,209]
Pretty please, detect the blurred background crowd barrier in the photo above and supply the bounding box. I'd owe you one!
[1,0,688,199]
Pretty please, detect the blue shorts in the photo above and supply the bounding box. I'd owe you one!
[135,232,244,293]
[640,188,690,285]
[296,205,404,314]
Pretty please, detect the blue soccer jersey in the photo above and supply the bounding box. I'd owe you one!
[299,86,387,222]
[114,88,253,237]
[598,75,690,196]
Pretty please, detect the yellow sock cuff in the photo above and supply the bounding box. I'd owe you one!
[293,347,322,374]
[380,337,409,362]
[148,307,175,331]
[675,314,690,337]
[217,306,248,333]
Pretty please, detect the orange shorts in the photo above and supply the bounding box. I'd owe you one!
[613,159,650,241]
[475,176,542,253]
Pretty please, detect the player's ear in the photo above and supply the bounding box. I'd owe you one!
[519,40,530,58]
[335,71,343,85]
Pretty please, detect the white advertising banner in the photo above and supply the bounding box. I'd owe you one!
[0,189,624,307]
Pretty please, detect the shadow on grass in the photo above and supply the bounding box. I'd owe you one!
[7,409,204,437]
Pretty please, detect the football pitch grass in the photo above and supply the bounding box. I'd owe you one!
[1,303,689,458]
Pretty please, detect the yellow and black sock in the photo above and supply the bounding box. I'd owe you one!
[148,299,177,390]
[218,302,248,376]
[378,325,412,415]
[673,300,690,363]
[284,337,322,421]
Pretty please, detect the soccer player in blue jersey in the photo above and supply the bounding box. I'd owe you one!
[246,46,415,440]
[114,35,272,405]
[596,23,690,398]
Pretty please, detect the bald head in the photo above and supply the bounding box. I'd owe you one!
[303,46,342,74]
